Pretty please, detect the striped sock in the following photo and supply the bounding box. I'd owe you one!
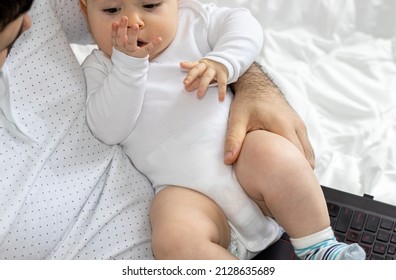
[290,227,366,260]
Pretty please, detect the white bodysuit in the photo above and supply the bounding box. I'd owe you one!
[83,0,282,255]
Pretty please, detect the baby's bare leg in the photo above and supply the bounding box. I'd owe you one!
[235,130,366,260]
[150,186,237,260]
[235,130,330,239]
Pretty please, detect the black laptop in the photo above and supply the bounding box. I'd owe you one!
[253,185,396,260]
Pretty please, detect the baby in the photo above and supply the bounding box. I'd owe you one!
[80,0,365,260]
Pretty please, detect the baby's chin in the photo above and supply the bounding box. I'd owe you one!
[148,50,163,61]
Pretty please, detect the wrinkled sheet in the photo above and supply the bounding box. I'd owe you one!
[198,0,396,206]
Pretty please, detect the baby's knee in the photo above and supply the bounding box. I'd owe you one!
[241,131,303,168]
[236,131,313,194]
[150,187,231,259]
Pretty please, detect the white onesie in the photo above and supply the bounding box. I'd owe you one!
[83,0,282,257]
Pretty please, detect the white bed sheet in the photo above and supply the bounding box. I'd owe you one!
[197,0,396,206]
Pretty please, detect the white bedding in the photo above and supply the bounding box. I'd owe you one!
[1,0,395,260]
[198,0,396,206]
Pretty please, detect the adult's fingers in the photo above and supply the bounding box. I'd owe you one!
[296,127,315,169]
[223,107,248,165]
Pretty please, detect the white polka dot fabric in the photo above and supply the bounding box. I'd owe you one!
[0,0,154,259]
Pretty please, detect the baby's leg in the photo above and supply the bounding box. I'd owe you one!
[150,186,237,260]
[235,130,365,260]
[235,130,329,238]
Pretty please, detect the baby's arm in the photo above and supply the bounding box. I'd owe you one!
[85,16,164,145]
[181,6,263,102]
[84,50,149,145]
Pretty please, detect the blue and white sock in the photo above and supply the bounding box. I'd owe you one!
[290,227,366,260]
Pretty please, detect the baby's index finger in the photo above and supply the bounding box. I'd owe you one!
[184,62,207,84]
[112,22,119,35]
[120,16,128,26]
[180,61,197,70]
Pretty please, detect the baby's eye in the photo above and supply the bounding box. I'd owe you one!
[103,8,121,14]
[143,3,161,10]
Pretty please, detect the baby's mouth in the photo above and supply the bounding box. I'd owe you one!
[137,40,147,48]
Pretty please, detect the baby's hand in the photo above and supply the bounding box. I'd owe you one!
[112,16,162,58]
[180,59,228,102]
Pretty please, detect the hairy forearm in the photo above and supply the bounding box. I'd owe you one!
[227,61,315,168]
[230,62,285,103]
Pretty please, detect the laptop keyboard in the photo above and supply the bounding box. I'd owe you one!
[253,186,396,260]
[328,202,396,260]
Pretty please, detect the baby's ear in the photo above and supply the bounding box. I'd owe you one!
[79,0,88,18]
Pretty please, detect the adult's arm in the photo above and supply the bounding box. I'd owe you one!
[0,0,154,260]
[50,0,91,44]
[225,62,315,168]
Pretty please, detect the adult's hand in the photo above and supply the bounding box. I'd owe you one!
[224,63,315,169]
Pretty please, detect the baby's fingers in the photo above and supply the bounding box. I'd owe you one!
[115,17,129,47]
[180,61,199,91]
[125,23,139,51]
[216,71,228,102]
[132,37,163,58]
[111,22,120,47]
[196,67,216,99]
[183,62,207,90]
[180,61,198,71]
[181,60,228,101]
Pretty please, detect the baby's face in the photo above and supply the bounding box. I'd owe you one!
[81,0,179,59]
[0,14,31,68]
